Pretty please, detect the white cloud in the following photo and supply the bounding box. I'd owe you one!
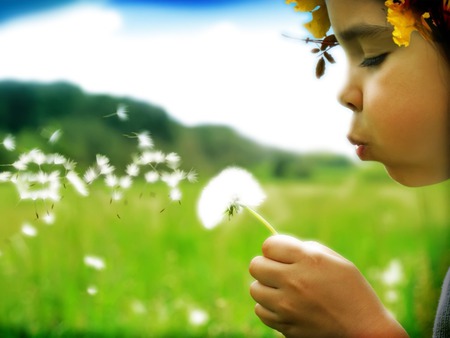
[0,4,355,156]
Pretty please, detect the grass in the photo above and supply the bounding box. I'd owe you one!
[0,171,448,337]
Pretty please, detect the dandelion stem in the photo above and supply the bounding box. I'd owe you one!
[244,205,278,235]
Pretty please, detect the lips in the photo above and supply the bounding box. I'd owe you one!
[347,135,369,160]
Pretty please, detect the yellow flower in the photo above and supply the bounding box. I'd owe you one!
[286,0,330,38]
[385,0,418,47]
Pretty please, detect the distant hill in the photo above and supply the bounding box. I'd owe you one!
[0,80,354,180]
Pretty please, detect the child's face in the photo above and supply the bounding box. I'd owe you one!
[326,0,450,186]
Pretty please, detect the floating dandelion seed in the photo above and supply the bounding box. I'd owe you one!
[0,171,11,182]
[135,131,153,149]
[66,171,89,196]
[144,171,159,183]
[43,212,55,225]
[84,167,99,184]
[2,134,15,151]
[84,255,106,270]
[48,129,62,144]
[170,188,182,202]
[21,223,37,237]
[187,169,198,183]
[381,259,404,286]
[116,104,128,121]
[197,166,277,234]
[87,285,98,296]
[126,163,140,177]
[188,308,209,326]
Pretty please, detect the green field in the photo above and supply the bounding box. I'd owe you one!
[0,171,448,337]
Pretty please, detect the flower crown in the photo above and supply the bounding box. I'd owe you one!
[286,0,450,77]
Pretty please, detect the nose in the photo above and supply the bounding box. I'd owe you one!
[338,73,362,112]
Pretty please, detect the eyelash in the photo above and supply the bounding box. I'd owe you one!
[360,53,389,67]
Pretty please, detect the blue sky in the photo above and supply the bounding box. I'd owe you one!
[0,0,354,157]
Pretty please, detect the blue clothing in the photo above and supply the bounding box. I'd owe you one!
[433,267,450,337]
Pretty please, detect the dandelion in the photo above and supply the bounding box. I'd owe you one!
[48,129,62,144]
[2,134,15,151]
[66,171,89,196]
[21,223,37,237]
[84,255,106,270]
[197,166,277,234]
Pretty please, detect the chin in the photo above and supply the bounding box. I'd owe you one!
[385,166,450,187]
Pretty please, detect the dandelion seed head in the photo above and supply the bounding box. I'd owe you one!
[21,223,37,237]
[2,134,15,151]
[84,255,106,270]
[197,167,266,229]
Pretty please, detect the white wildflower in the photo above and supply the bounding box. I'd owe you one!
[197,167,271,231]
[136,131,153,149]
[144,171,159,183]
[48,129,62,144]
[84,255,106,270]
[126,163,140,177]
[21,223,37,237]
[66,171,89,196]
[2,134,15,151]
[188,308,209,327]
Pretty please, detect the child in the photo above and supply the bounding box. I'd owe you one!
[249,0,450,337]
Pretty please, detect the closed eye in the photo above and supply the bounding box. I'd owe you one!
[360,53,389,67]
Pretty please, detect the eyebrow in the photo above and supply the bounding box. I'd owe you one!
[338,24,392,42]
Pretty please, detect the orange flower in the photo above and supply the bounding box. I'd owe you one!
[285,0,330,38]
[385,0,418,47]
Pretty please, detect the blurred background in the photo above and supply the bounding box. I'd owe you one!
[0,1,448,337]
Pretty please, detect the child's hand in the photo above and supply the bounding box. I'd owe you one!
[249,235,408,338]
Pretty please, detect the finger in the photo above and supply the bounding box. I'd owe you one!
[249,280,279,312]
[262,234,306,264]
[249,256,285,288]
[254,303,292,334]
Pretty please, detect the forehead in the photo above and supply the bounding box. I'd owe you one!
[325,0,388,35]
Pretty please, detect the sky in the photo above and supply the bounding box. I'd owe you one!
[0,0,355,157]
